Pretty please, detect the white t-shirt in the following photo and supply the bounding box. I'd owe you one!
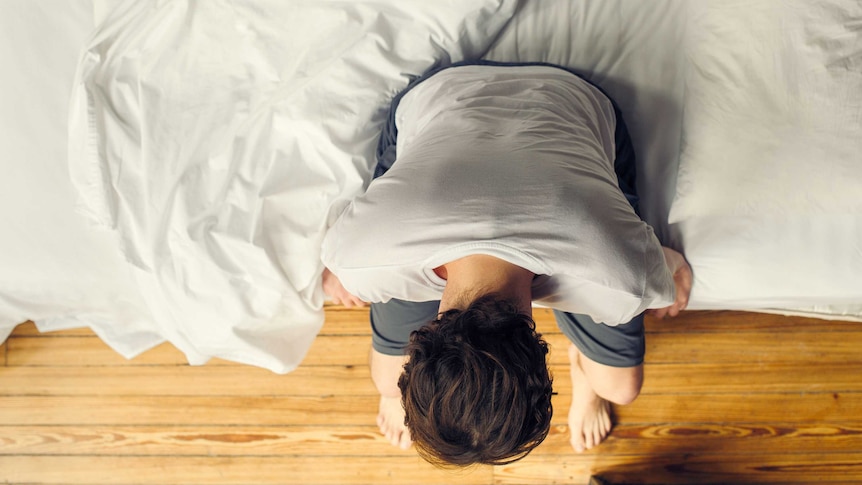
[322,65,674,325]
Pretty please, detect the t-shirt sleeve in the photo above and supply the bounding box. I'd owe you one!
[321,212,441,304]
[561,226,675,325]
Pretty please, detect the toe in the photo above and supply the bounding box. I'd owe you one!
[593,427,603,450]
[584,434,594,450]
[571,432,586,453]
[398,432,412,450]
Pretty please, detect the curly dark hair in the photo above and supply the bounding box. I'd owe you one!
[397,294,553,467]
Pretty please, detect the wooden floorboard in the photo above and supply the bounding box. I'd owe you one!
[2,423,861,457]
[1,310,861,484]
[496,452,862,484]
[0,455,495,485]
[3,362,862,398]
[11,330,862,367]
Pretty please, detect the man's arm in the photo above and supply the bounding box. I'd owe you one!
[650,246,693,319]
[322,267,367,308]
[370,348,408,397]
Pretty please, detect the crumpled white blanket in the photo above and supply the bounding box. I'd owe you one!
[67,0,518,372]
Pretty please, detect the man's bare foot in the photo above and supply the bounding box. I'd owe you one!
[377,395,412,450]
[568,388,612,452]
[568,345,613,452]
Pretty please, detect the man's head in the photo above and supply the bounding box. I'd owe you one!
[398,295,553,467]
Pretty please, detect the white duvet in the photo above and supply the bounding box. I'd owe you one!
[64,0,519,372]
[2,0,859,374]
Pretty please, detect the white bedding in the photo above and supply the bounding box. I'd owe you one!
[0,0,155,356]
[1,0,859,373]
[67,0,516,373]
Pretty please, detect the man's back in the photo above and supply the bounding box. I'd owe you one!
[322,64,673,324]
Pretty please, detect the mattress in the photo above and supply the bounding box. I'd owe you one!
[1,0,858,373]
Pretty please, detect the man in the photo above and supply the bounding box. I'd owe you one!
[321,61,692,465]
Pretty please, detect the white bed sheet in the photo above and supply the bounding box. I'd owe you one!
[0,0,157,354]
[65,0,519,372]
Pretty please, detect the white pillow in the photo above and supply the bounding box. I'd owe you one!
[669,0,862,222]
[680,215,862,311]
[669,0,862,315]
[69,0,518,372]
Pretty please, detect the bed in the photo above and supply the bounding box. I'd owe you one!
[1,0,860,374]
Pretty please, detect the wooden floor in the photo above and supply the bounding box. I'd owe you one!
[1,308,861,484]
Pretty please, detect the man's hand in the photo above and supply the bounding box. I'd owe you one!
[649,247,692,319]
[322,267,367,307]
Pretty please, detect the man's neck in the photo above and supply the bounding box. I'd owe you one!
[435,254,534,314]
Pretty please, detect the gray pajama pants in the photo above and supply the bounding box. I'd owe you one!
[371,299,645,367]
